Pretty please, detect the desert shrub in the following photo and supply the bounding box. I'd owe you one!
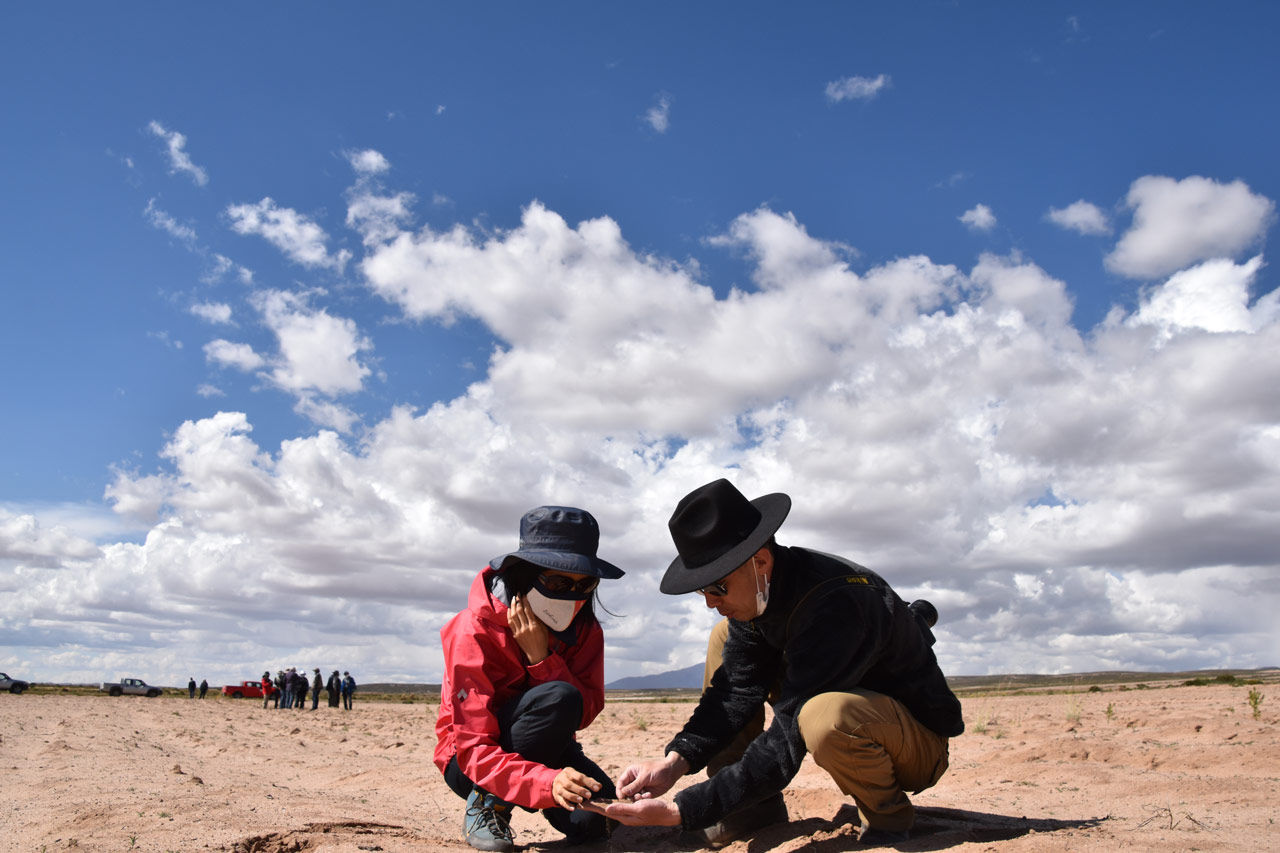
[1247,688,1264,720]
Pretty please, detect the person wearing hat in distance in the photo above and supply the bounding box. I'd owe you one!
[595,479,963,847]
[434,506,625,852]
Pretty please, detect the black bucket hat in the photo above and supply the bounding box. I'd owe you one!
[490,506,625,579]
[660,479,791,594]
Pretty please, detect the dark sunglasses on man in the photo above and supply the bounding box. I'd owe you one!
[693,578,730,597]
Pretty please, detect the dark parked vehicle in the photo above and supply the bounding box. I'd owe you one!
[100,678,163,697]
[0,672,31,694]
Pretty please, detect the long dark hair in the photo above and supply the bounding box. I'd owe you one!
[489,558,606,635]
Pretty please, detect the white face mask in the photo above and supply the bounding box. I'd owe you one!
[525,586,585,632]
[752,556,770,616]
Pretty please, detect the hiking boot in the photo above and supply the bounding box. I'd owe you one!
[464,788,516,852]
[857,824,909,846]
[697,792,788,848]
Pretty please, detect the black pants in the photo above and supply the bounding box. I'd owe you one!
[444,681,615,840]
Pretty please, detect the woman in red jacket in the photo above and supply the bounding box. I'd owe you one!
[435,506,625,852]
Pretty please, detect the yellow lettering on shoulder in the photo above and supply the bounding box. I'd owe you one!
[846,576,870,584]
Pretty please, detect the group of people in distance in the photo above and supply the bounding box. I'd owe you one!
[434,478,965,851]
[186,677,208,699]
[262,667,356,710]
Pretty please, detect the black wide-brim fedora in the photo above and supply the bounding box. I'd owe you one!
[490,505,625,579]
[660,478,791,595]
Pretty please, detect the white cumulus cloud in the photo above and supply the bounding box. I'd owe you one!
[190,302,233,325]
[252,289,373,399]
[226,198,352,272]
[346,149,390,175]
[1106,175,1275,279]
[960,204,997,231]
[203,339,264,372]
[11,185,1280,686]
[1127,255,1277,341]
[1046,200,1111,235]
[344,150,416,246]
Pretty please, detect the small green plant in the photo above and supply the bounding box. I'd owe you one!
[968,699,995,735]
[1105,702,1115,723]
[128,835,138,850]
[1065,695,1083,724]
[1247,688,1264,720]
[633,714,649,732]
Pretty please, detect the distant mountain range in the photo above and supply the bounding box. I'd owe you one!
[606,662,704,690]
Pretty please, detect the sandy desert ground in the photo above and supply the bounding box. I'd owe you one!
[4,681,1277,852]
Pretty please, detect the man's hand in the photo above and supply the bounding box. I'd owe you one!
[617,751,690,800]
[593,797,681,827]
[552,767,602,811]
[508,594,550,664]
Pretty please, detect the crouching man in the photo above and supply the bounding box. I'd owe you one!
[598,479,964,847]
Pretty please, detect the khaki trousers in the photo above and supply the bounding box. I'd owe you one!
[702,619,949,832]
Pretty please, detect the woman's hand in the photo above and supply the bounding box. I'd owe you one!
[552,767,601,811]
[508,594,550,664]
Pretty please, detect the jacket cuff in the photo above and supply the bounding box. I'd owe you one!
[526,652,567,683]
[672,783,716,831]
[664,736,709,774]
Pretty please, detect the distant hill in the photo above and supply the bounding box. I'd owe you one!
[361,683,441,695]
[607,663,703,690]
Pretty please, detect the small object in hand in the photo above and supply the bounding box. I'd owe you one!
[576,797,616,814]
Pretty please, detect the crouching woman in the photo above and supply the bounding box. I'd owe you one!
[434,506,624,852]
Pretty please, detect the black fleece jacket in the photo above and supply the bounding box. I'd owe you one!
[666,546,964,831]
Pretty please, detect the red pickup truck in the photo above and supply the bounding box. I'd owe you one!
[221,680,277,699]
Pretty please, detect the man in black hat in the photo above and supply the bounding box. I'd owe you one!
[599,479,963,847]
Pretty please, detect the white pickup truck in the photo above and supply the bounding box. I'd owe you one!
[100,678,164,697]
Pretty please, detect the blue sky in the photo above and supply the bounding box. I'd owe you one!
[2,2,1278,686]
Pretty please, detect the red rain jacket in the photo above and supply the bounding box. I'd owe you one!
[433,567,606,808]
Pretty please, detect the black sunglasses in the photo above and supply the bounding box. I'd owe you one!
[692,577,730,597]
[538,573,600,596]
